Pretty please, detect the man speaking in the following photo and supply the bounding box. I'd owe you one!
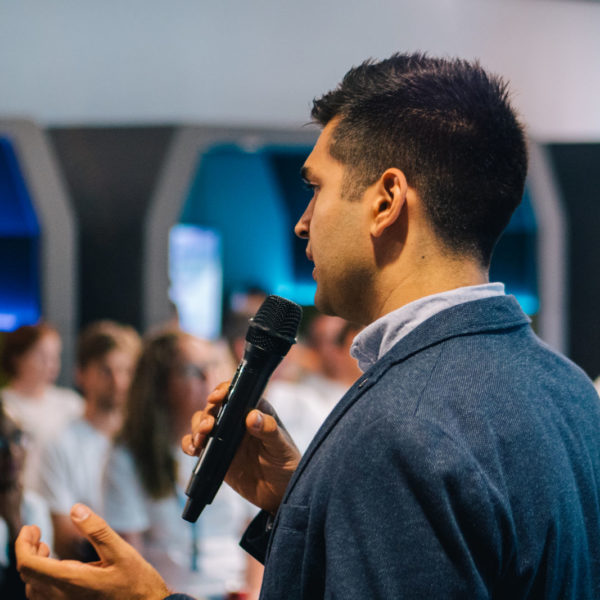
[16,53,600,599]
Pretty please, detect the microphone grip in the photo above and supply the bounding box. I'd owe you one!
[182,345,283,522]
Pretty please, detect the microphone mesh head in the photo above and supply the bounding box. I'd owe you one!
[246,295,303,355]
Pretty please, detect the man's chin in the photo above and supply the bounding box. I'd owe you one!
[313,290,337,318]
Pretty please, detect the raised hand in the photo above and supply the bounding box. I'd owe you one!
[16,503,172,600]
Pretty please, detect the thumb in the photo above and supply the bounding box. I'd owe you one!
[70,503,129,563]
[245,409,299,458]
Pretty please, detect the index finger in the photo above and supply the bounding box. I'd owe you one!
[15,525,50,562]
[205,380,231,408]
[16,527,79,584]
[193,381,230,430]
[15,524,42,557]
[183,380,232,455]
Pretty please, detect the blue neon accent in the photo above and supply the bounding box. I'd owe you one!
[179,144,539,315]
[490,188,539,315]
[180,144,313,305]
[0,137,40,236]
[0,136,42,330]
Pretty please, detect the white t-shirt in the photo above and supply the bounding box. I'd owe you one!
[36,417,111,515]
[268,374,346,453]
[103,445,253,597]
[2,386,84,489]
[0,491,53,567]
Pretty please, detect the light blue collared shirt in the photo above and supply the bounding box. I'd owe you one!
[350,283,506,372]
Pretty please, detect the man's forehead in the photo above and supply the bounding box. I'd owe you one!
[301,121,341,178]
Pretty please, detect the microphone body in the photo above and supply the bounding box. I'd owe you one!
[182,295,302,523]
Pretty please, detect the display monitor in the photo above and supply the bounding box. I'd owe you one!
[169,223,223,340]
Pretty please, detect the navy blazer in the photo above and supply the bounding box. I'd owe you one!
[238,296,600,599]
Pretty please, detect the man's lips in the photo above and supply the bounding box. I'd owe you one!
[306,246,316,280]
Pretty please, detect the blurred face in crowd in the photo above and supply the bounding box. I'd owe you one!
[309,315,348,378]
[12,330,62,386]
[167,336,213,423]
[0,413,27,491]
[77,349,137,411]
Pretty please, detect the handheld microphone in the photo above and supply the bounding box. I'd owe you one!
[182,295,302,523]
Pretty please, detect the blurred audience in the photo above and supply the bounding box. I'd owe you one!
[0,402,52,599]
[0,323,83,488]
[36,320,141,560]
[222,287,269,367]
[102,329,260,599]
[227,286,268,318]
[268,313,362,452]
[222,292,309,383]
[306,313,363,388]
[223,294,363,453]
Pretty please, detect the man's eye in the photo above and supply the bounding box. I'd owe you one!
[303,181,319,194]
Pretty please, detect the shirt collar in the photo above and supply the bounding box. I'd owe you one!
[350,283,506,372]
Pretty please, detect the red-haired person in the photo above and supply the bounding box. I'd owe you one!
[1,323,83,488]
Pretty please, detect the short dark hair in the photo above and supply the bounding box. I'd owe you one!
[76,320,141,369]
[311,53,528,265]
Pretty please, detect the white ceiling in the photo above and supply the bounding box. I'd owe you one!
[0,0,598,141]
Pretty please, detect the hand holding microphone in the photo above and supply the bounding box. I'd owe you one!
[182,388,301,515]
[181,295,303,521]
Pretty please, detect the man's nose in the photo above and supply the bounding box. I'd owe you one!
[294,199,313,239]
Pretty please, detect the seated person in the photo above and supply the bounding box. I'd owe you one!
[1,322,83,488]
[36,321,140,560]
[103,330,260,598]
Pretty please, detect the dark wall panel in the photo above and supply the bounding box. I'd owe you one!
[49,126,175,332]
[548,143,600,379]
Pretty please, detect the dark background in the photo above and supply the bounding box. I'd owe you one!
[47,128,600,379]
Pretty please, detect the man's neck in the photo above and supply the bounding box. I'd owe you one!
[370,252,489,325]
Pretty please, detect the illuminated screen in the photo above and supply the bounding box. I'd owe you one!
[169,224,223,340]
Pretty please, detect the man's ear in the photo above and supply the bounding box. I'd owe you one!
[370,168,408,238]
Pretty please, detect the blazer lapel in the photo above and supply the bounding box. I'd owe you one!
[280,295,530,502]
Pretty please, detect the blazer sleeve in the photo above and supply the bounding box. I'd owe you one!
[239,509,274,565]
